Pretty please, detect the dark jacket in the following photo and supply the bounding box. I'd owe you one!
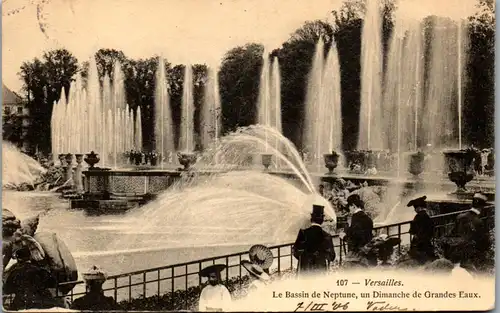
[452,209,491,254]
[293,224,335,274]
[4,261,62,310]
[70,291,123,311]
[409,210,435,262]
[346,211,373,252]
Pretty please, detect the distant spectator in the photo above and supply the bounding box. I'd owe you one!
[70,265,122,311]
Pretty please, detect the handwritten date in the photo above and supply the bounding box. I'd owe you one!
[294,301,409,312]
[294,301,350,311]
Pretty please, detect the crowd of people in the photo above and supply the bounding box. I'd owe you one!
[2,188,494,311]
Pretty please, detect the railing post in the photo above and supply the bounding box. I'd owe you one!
[128,276,132,302]
[185,264,188,310]
[225,257,229,282]
[239,255,242,278]
[398,224,402,254]
[339,239,343,265]
[114,278,118,302]
[199,263,202,285]
[143,272,147,298]
[157,270,161,301]
[171,268,175,309]
[277,248,281,273]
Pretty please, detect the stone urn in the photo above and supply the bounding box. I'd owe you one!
[84,151,100,169]
[443,149,475,193]
[75,154,84,164]
[324,151,339,174]
[408,151,425,177]
[261,154,273,170]
[177,152,197,171]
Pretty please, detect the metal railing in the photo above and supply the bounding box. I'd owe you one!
[52,206,494,306]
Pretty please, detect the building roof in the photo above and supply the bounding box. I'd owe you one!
[2,83,23,105]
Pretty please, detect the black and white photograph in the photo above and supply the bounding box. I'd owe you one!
[1,0,495,311]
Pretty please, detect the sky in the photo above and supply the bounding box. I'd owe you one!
[2,0,479,94]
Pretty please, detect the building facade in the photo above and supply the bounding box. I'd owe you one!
[2,83,30,151]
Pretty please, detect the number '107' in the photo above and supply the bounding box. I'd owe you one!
[336,279,348,286]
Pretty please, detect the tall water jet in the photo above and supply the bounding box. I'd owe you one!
[271,57,283,148]
[201,66,222,150]
[51,56,133,168]
[257,50,272,152]
[303,38,325,167]
[323,41,342,153]
[134,106,143,150]
[102,75,112,167]
[422,17,467,149]
[382,13,425,176]
[180,65,195,152]
[358,0,384,151]
[154,56,175,163]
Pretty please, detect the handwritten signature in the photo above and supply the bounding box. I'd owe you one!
[366,301,409,311]
[294,301,409,312]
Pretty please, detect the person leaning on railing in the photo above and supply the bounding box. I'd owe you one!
[70,265,123,311]
[339,194,374,255]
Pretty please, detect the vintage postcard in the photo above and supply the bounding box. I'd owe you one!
[2,0,495,311]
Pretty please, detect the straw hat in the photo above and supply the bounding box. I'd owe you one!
[82,265,108,282]
[199,264,227,278]
[241,260,270,281]
[248,245,273,270]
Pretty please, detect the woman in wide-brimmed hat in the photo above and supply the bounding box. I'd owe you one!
[241,260,270,290]
[248,245,273,274]
[198,264,232,312]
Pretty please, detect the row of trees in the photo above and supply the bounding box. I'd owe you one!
[13,0,495,155]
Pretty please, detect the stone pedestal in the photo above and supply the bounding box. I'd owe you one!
[74,154,84,192]
[58,154,66,167]
[65,154,74,185]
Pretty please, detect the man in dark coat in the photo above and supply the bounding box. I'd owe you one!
[340,194,373,253]
[292,205,335,275]
[407,196,436,264]
[449,193,491,269]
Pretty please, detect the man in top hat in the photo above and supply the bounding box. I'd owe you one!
[450,192,491,269]
[292,204,336,275]
[198,264,232,312]
[407,195,436,264]
[70,265,122,311]
[339,194,373,254]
